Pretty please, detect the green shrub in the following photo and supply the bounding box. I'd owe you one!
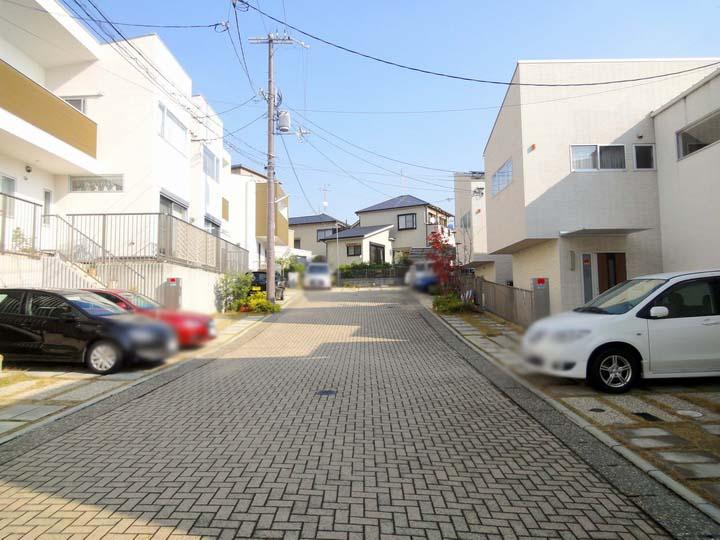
[433,293,471,314]
[246,292,281,313]
[215,272,253,312]
[427,284,442,296]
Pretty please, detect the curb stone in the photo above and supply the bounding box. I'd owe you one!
[415,296,720,539]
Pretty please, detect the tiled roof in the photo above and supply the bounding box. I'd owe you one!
[289,213,345,226]
[321,225,391,241]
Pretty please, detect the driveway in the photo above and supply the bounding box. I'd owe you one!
[0,289,709,538]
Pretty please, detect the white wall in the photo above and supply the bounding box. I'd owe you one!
[227,169,259,269]
[358,205,436,250]
[654,72,720,272]
[0,35,45,84]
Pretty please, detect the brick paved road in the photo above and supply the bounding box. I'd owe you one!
[0,289,669,539]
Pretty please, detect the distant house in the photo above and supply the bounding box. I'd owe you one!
[288,213,348,258]
[355,195,453,263]
[322,225,393,270]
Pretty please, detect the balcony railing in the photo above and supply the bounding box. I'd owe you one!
[67,213,249,274]
[0,192,42,255]
[0,59,97,157]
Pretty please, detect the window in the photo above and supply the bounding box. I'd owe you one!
[571,145,626,170]
[69,175,123,193]
[317,228,335,241]
[347,244,361,256]
[157,102,187,153]
[294,238,301,249]
[599,145,626,169]
[204,218,220,237]
[28,293,72,318]
[43,190,52,225]
[0,291,23,315]
[1,176,15,217]
[653,279,720,318]
[63,97,85,113]
[634,144,655,170]
[678,109,720,158]
[491,159,513,196]
[459,212,471,231]
[222,198,230,221]
[398,213,417,230]
[570,145,597,170]
[439,215,448,227]
[160,195,188,220]
[203,146,220,181]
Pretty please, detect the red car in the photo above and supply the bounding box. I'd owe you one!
[85,289,216,348]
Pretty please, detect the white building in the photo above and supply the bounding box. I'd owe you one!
[453,171,512,284]
[483,58,719,314]
[1,0,253,312]
[652,68,720,273]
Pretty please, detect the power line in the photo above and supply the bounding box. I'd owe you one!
[237,1,720,87]
[280,136,318,214]
[198,95,259,118]
[290,107,456,173]
[305,139,392,197]
[229,0,256,92]
[193,112,266,142]
[2,0,228,30]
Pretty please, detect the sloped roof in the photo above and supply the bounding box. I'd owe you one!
[321,224,392,241]
[356,195,453,216]
[289,213,345,226]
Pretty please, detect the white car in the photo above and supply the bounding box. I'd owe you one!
[522,270,720,393]
[304,263,332,289]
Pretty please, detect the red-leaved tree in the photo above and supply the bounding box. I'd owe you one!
[427,231,455,293]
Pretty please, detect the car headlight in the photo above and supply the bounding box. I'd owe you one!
[551,329,591,343]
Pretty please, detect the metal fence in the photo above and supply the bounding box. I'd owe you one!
[0,192,41,255]
[67,213,249,274]
[338,265,409,286]
[454,275,547,328]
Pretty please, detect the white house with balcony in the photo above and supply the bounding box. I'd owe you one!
[483,58,719,314]
[0,0,253,312]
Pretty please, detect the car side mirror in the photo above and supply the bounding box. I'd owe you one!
[117,302,130,310]
[650,306,669,319]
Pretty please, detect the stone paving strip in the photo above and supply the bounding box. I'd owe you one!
[428,293,720,527]
[0,309,273,442]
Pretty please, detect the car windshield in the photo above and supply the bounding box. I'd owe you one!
[575,278,667,315]
[120,292,160,310]
[415,263,426,271]
[65,292,125,317]
[308,265,329,274]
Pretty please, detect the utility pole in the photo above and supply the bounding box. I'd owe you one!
[250,33,295,303]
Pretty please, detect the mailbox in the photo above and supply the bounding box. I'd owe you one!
[531,277,550,320]
[163,277,182,310]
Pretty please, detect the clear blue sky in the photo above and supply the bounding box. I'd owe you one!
[88,0,719,223]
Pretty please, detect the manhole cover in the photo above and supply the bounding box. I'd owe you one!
[315,389,337,397]
[634,412,662,422]
[676,409,703,418]
[589,408,606,413]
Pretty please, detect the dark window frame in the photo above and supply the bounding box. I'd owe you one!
[397,213,417,231]
[642,277,720,319]
[677,108,720,159]
[317,228,335,241]
[633,144,656,170]
[347,244,362,257]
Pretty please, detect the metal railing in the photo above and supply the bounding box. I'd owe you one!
[454,275,546,328]
[67,213,249,274]
[339,265,409,280]
[0,192,41,255]
[43,214,145,290]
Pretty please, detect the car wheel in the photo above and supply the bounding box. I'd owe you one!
[588,347,640,393]
[85,340,122,374]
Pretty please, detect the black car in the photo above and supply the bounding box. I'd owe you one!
[0,289,178,374]
[250,271,286,301]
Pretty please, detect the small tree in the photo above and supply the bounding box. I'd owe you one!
[427,231,455,293]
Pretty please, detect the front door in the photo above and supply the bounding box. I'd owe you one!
[597,253,627,294]
[369,243,385,265]
[647,278,720,373]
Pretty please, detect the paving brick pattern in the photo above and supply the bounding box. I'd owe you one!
[0,290,668,539]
